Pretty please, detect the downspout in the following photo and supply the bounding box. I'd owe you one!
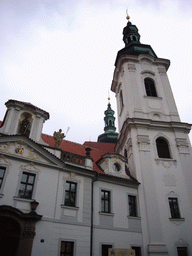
[90,172,99,256]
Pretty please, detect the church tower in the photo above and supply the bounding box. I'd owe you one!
[97,97,118,143]
[111,16,192,255]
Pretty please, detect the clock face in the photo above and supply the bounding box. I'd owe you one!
[113,162,121,172]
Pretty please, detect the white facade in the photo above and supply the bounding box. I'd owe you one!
[111,51,192,255]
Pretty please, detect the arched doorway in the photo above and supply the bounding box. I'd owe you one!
[0,216,21,256]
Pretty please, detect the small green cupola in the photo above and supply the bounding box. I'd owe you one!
[115,15,157,66]
[97,98,118,143]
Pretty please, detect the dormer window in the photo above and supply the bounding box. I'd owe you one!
[144,78,157,97]
[18,112,33,137]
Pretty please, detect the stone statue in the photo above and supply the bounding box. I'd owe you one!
[53,129,65,148]
[19,117,30,137]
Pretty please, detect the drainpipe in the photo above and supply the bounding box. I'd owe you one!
[90,172,99,256]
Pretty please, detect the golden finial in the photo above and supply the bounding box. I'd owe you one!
[126,8,130,20]
[108,90,110,103]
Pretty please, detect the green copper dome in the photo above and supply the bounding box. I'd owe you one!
[115,20,157,66]
[97,102,118,143]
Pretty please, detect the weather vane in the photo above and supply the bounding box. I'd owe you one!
[108,90,110,103]
[126,8,130,20]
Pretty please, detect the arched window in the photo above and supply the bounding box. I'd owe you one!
[18,112,33,137]
[156,137,171,158]
[120,90,124,112]
[145,78,157,97]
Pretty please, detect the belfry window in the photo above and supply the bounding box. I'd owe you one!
[120,90,124,112]
[145,78,157,97]
[156,137,171,158]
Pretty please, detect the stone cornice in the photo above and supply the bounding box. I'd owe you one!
[115,117,192,153]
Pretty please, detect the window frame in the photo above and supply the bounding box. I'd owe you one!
[18,171,36,199]
[60,240,74,256]
[156,137,171,159]
[128,195,138,217]
[168,197,181,219]
[144,77,157,97]
[101,190,111,213]
[0,165,8,196]
[101,244,113,256]
[0,166,6,190]
[177,247,188,256]
[131,246,142,256]
[64,181,77,207]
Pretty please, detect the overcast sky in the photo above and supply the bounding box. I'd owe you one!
[0,0,191,144]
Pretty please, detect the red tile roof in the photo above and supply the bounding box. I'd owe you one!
[41,134,117,174]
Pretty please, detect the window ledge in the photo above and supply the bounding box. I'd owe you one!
[13,196,33,202]
[61,205,79,210]
[99,211,114,216]
[144,96,162,100]
[127,215,141,220]
[169,218,185,221]
[0,194,4,198]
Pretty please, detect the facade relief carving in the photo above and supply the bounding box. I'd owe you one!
[0,154,12,166]
[19,162,41,178]
[158,67,166,75]
[137,135,150,151]
[155,159,177,168]
[0,141,48,163]
[63,172,81,187]
[176,138,190,154]
[128,63,136,71]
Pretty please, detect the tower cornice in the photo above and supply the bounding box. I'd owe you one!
[111,55,170,93]
[115,117,192,153]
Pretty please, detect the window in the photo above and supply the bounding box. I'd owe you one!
[60,241,74,256]
[102,244,112,256]
[101,190,111,213]
[18,172,35,199]
[18,112,33,137]
[169,197,180,218]
[64,181,77,207]
[132,246,141,256]
[144,78,157,97]
[0,167,6,189]
[128,195,137,217]
[177,247,188,256]
[156,137,171,158]
[120,90,124,112]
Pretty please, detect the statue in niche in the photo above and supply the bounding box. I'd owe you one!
[18,113,32,137]
[53,129,65,148]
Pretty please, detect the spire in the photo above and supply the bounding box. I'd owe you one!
[115,12,157,66]
[97,97,118,143]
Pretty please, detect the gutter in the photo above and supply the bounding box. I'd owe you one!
[90,172,99,256]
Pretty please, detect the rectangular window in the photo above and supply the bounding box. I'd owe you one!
[132,246,141,256]
[60,241,74,256]
[64,181,77,207]
[101,190,111,213]
[18,172,36,199]
[169,197,180,218]
[0,167,6,189]
[102,244,112,256]
[128,195,137,217]
[177,247,188,256]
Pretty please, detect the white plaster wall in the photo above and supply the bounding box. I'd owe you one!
[93,180,139,229]
[129,127,192,255]
[93,228,143,256]
[114,56,180,133]
[32,220,90,256]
